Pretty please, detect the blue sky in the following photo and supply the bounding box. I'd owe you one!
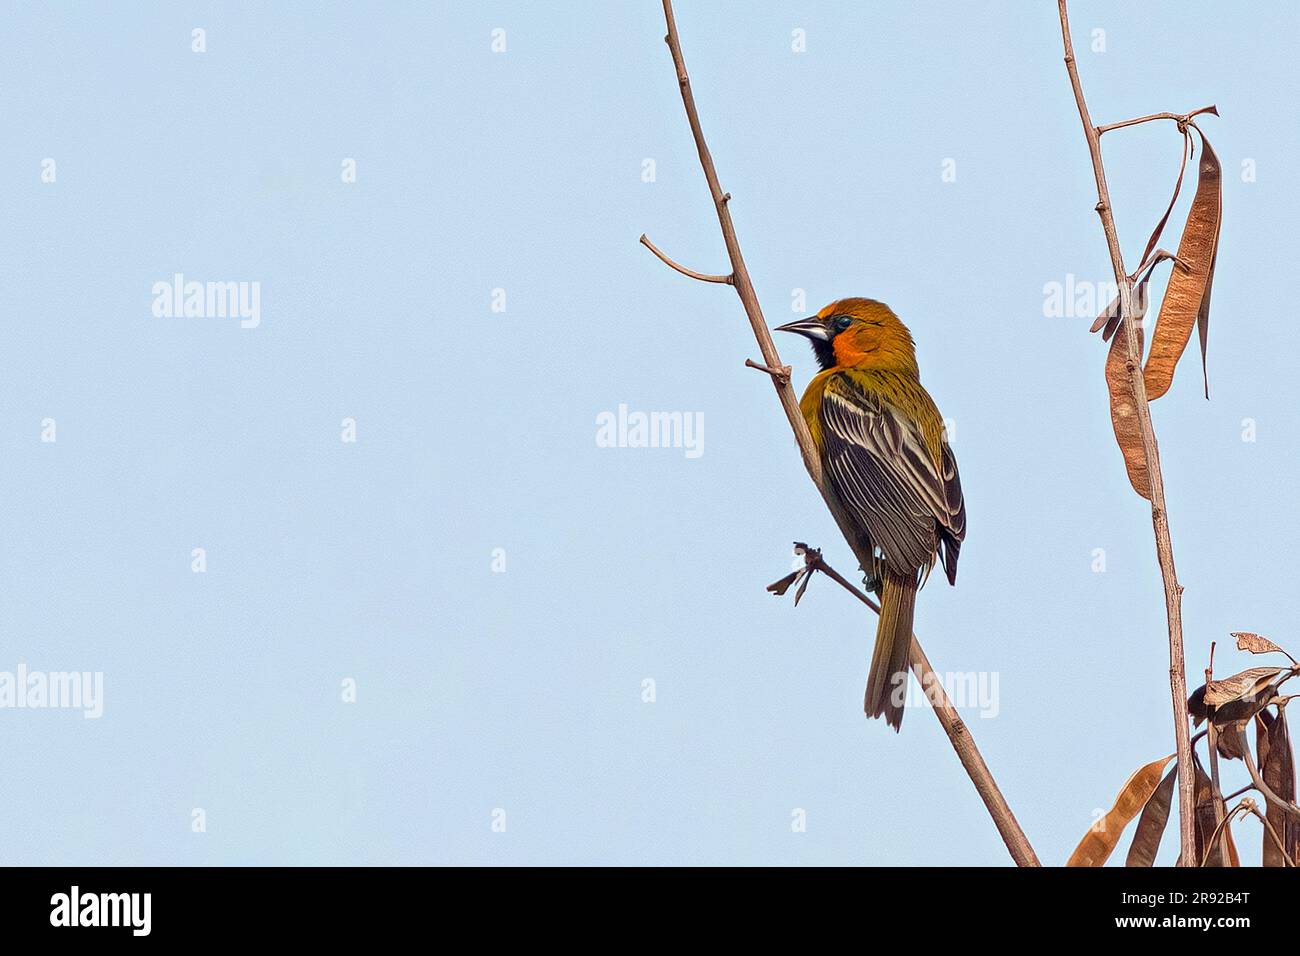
[0,1,1295,865]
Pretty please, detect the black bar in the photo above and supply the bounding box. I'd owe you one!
[0,866,1277,941]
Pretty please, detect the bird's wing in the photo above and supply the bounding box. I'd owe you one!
[937,440,965,584]
[820,374,965,581]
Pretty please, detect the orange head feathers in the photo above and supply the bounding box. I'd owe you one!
[775,297,917,374]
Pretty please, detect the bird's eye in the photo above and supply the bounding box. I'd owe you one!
[833,316,852,333]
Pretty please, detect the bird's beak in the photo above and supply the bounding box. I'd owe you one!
[774,316,831,341]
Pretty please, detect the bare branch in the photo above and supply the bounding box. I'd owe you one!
[1133,247,1186,279]
[647,0,1040,866]
[639,234,733,284]
[744,358,791,385]
[1058,0,1197,867]
[1097,105,1219,135]
[1223,782,1254,801]
[773,542,882,613]
[1206,647,1225,834]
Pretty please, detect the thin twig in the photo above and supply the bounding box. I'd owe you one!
[644,0,1040,867]
[744,358,791,385]
[1199,799,1247,868]
[1245,801,1297,866]
[1223,782,1253,801]
[1096,105,1218,135]
[1133,247,1186,280]
[1137,130,1190,271]
[1205,644,1224,833]
[639,234,733,284]
[781,545,881,612]
[1058,0,1197,867]
[1242,747,1300,823]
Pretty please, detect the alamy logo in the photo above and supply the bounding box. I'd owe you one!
[595,404,704,459]
[50,886,151,936]
[889,670,1001,719]
[0,664,103,718]
[151,273,261,328]
[1041,273,1151,319]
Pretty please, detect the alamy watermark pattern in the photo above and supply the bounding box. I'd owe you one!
[151,273,261,329]
[0,664,103,719]
[596,404,704,459]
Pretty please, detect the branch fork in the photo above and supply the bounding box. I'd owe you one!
[639,234,733,285]
[745,358,791,385]
[1096,105,1218,136]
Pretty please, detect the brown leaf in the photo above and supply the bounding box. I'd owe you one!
[1091,252,1169,340]
[1257,705,1299,866]
[1125,765,1178,866]
[765,569,800,597]
[1233,631,1285,657]
[1203,666,1283,707]
[793,568,812,606]
[1213,687,1277,760]
[1213,721,1251,761]
[1222,818,1241,867]
[1104,318,1151,498]
[1197,243,1219,399]
[1189,668,1280,754]
[1191,751,1237,866]
[1067,754,1174,866]
[1092,294,1121,338]
[1137,128,1191,271]
[1143,129,1222,401]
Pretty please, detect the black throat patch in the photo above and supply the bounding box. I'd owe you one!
[809,336,837,371]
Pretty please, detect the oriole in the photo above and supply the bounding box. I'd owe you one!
[777,298,965,731]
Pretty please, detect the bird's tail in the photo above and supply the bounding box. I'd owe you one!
[864,571,917,731]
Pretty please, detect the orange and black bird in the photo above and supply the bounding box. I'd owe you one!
[777,298,965,731]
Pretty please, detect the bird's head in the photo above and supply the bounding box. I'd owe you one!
[776,298,917,373]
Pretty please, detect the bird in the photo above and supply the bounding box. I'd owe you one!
[776,298,965,731]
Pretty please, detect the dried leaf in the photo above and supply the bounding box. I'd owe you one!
[1144,129,1222,401]
[1189,668,1280,753]
[1213,687,1277,760]
[1197,243,1219,399]
[1067,754,1174,866]
[1092,296,1121,338]
[793,568,812,606]
[1213,721,1251,761]
[1207,815,1241,867]
[765,569,800,597]
[1137,128,1191,271]
[1092,283,1142,340]
[1257,705,1299,866]
[1203,666,1283,707]
[1090,254,1166,339]
[1104,318,1151,498]
[1224,823,1241,866]
[1233,631,1285,657]
[1191,752,1237,866]
[1125,765,1178,866]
